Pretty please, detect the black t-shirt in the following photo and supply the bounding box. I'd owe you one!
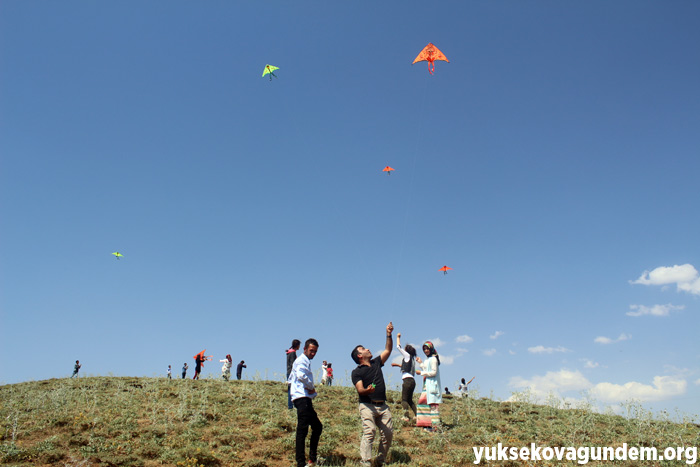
[351,356,387,403]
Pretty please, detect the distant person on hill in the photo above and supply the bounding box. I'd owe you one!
[350,322,395,467]
[444,387,450,395]
[416,341,442,432]
[287,339,301,409]
[321,361,328,386]
[182,363,188,379]
[390,332,418,422]
[325,363,333,386]
[456,377,475,398]
[194,353,204,380]
[167,365,172,380]
[71,360,81,378]
[289,338,323,467]
[220,354,233,381]
[236,360,246,380]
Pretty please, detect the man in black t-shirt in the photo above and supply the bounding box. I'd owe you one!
[350,322,394,467]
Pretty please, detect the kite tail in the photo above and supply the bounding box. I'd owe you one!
[429,62,435,75]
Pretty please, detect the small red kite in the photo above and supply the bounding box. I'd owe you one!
[438,265,452,275]
[413,43,449,75]
[382,166,395,175]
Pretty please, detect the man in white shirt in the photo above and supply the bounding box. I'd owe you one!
[289,338,323,467]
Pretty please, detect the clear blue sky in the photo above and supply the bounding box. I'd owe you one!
[2,1,699,418]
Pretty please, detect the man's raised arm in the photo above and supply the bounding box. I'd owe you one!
[379,321,394,364]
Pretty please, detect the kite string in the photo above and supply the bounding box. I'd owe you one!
[389,75,431,314]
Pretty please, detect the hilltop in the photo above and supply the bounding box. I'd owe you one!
[1,377,697,466]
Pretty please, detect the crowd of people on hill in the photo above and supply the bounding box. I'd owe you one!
[69,327,472,467]
[68,355,249,382]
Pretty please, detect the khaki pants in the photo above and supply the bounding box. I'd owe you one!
[358,402,393,466]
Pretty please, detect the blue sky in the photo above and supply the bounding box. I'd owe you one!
[1,1,699,417]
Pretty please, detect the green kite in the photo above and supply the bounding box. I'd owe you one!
[262,64,279,81]
[112,252,124,260]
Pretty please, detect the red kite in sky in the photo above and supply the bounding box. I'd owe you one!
[382,166,395,175]
[438,265,452,275]
[413,43,449,75]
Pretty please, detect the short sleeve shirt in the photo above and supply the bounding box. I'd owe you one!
[351,356,387,403]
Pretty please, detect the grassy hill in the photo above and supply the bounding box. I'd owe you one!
[1,377,697,466]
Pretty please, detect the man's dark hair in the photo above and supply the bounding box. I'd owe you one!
[291,339,301,349]
[351,345,363,364]
[305,338,319,349]
[404,344,417,357]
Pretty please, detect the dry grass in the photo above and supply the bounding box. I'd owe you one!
[1,377,697,466]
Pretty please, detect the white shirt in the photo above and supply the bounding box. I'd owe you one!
[397,344,415,380]
[288,353,316,401]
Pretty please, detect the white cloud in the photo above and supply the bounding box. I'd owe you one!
[428,338,446,348]
[455,335,473,344]
[695,379,700,386]
[591,376,687,403]
[510,369,687,404]
[631,264,700,296]
[482,348,497,357]
[678,278,700,295]
[456,348,470,354]
[627,304,684,317]
[490,331,505,340]
[509,350,516,355]
[582,359,600,369]
[439,354,455,365]
[594,333,631,345]
[528,345,571,354]
[510,369,592,398]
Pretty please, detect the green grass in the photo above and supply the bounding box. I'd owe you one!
[1,377,697,466]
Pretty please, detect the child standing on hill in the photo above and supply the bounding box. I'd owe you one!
[326,363,333,386]
[71,360,81,378]
[182,363,188,379]
[167,365,172,380]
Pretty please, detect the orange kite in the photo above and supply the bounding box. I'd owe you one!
[382,166,395,175]
[438,265,452,275]
[194,350,213,362]
[413,43,449,75]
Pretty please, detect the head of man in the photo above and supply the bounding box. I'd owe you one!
[304,338,319,359]
[351,345,372,365]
